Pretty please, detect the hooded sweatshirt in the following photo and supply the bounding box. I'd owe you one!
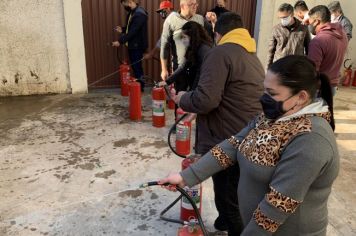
[179,28,264,154]
[308,23,348,86]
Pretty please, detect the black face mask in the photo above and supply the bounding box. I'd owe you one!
[160,11,168,19]
[260,93,296,120]
[124,6,132,12]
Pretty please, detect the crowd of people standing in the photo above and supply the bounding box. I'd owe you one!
[113,0,353,235]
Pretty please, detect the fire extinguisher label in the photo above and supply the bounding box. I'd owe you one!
[182,185,200,210]
[153,100,165,116]
[176,123,189,141]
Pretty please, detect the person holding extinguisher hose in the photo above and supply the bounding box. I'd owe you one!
[169,12,265,235]
[161,55,339,236]
[159,21,212,92]
[112,0,148,92]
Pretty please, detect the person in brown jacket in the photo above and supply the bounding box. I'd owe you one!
[267,3,310,68]
[171,12,264,235]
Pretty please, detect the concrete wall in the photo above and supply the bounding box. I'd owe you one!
[0,0,87,96]
[63,0,88,94]
[256,0,356,70]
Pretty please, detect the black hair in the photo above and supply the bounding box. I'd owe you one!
[294,1,308,11]
[309,5,331,23]
[269,55,335,130]
[182,21,212,67]
[215,12,244,36]
[278,3,294,14]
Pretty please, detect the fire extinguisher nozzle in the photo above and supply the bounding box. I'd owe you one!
[140,181,171,188]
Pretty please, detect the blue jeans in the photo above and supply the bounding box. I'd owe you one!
[128,49,145,89]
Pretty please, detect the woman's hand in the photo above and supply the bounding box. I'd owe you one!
[158,173,186,191]
[161,69,169,81]
[158,81,167,87]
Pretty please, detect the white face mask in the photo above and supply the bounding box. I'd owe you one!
[331,14,340,23]
[281,15,292,27]
[181,37,190,47]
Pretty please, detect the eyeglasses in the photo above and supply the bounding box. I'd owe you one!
[187,2,198,7]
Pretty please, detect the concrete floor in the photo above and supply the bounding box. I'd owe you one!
[0,87,355,236]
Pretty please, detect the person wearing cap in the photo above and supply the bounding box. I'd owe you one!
[143,1,174,60]
[328,1,353,41]
[157,0,173,19]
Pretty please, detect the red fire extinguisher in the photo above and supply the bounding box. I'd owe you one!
[119,62,130,96]
[167,84,176,110]
[152,87,166,127]
[342,59,353,87]
[176,108,191,156]
[181,155,202,222]
[129,80,141,121]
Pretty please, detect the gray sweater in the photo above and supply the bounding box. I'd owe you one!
[181,112,339,235]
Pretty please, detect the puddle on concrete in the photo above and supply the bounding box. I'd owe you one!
[113,138,137,147]
[149,209,157,216]
[130,151,158,161]
[118,190,143,199]
[137,224,148,231]
[94,170,116,179]
[78,163,95,170]
[140,140,167,149]
[27,178,39,183]
[150,193,159,200]
[54,173,70,182]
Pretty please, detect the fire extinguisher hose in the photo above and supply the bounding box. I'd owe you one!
[159,195,184,224]
[140,181,209,236]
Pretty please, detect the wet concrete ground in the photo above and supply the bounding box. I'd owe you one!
[0,87,355,235]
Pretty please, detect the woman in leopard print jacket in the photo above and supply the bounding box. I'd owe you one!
[160,55,339,236]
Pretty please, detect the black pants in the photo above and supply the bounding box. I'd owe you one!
[128,49,145,89]
[212,164,243,235]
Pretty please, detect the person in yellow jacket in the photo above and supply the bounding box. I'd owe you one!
[170,12,265,235]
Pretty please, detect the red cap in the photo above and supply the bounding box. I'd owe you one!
[156,1,173,12]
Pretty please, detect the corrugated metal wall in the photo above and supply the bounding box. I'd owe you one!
[82,0,257,88]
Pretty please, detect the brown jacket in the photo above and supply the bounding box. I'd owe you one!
[179,31,264,154]
[267,18,310,68]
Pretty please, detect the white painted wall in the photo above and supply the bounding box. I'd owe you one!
[256,0,356,70]
[0,0,87,96]
[0,0,70,96]
[63,0,88,94]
